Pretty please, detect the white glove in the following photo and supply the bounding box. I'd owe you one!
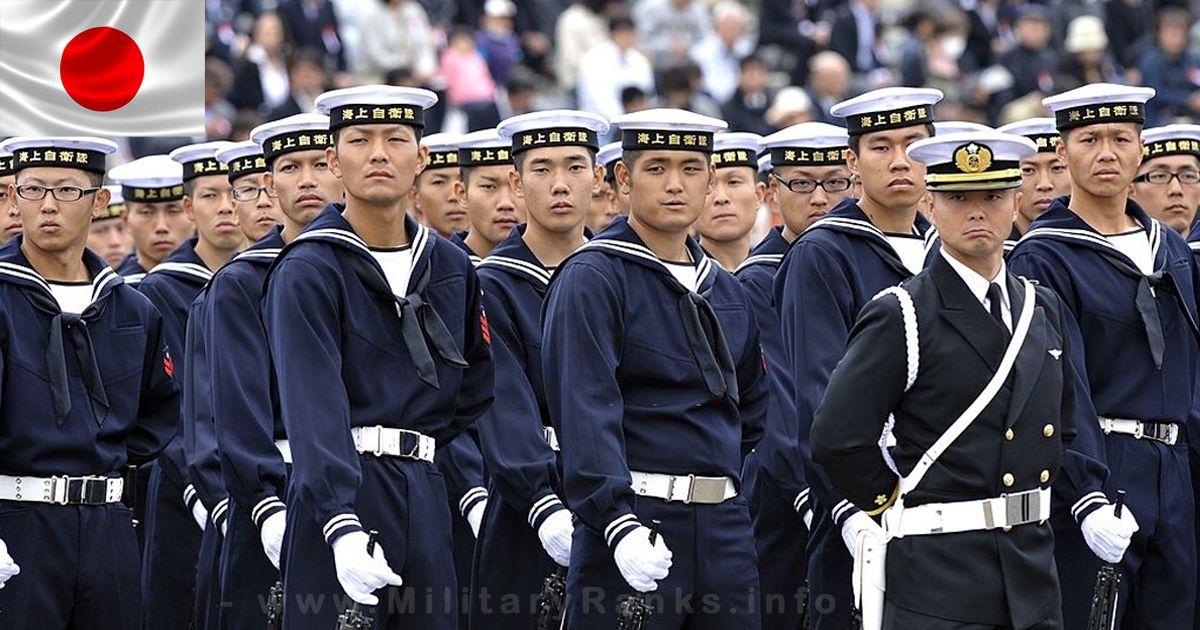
[537,509,574,567]
[0,538,19,589]
[466,501,486,538]
[1081,504,1139,564]
[613,525,672,592]
[260,511,286,570]
[331,531,403,605]
[802,509,813,531]
[841,511,886,558]
[190,501,209,531]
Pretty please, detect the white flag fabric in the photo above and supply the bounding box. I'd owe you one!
[0,0,204,136]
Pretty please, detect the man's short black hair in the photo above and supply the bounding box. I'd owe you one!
[738,54,766,72]
[609,14,635,33]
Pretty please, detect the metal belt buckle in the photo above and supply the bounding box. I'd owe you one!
[1003,490,1039,527]
[48,475,69,505]
[1164,423,1179,445]
[401,432,421,460]
[77,477,107,505]
[687,476,727,504]
[1132,421,1145,440]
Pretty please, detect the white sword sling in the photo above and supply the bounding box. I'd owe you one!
[853,279,1037,630]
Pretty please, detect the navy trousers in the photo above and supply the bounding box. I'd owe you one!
[565,495,761,630]
[744,455,811,629]
[0,501,142,630]
[469,484,561,629]
[281,456,458,629]
[448,489,475,630]
[195,515,224,629]
[216,503,284,628]
[141,461,202,630]
[883,601,1061,630]
[1056,436,1196,629]
[803,495,857,629]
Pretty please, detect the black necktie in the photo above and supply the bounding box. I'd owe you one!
[987,283,1008,333]
[25,287,111,426]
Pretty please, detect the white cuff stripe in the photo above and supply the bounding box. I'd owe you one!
[527,495,562,526]
[832,499,854,522]
[1072,492,1108,518]
[322,514,360,538]
[604,514,637,545]
[794,489,810,512]
[458,487,488,514]
[212,498,230,520]
[183,485,197,504]
[251,497,286,523]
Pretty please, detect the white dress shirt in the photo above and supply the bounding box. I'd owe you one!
[940,248,1012,332]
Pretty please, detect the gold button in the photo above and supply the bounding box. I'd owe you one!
[1004,428,1014,441]
[1003,473,1015,487]
[1040,469,1050,483]
[1043,424,1055,438]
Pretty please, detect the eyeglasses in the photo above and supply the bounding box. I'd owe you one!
[232,185,270,202]
[1133,170,1200,185]
[15,185,101,202]
[772,173,852,194]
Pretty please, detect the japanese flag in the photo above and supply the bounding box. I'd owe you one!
[0,0,204,136]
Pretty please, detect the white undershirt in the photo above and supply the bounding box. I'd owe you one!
[940,249,1012,331]
[48,282,92,315]
[1106,228,1154,275]
[662,258,700,293]
[886,234,927,276]
[371,246,414,297]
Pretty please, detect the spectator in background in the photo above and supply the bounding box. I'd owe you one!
[765,86,812,130]
[722,55,774,135]
[477,0,523,86]
[276,0,349,78]
[997,7,1057,104]
[441,26,497,109]
[756,0,821,86]
[357,0,438,83]
[806,51,851,125]
[205,58,236,140]
[690,1,755,104]
[959,0,1000,73]
[621,86,650,113]
[1107,0,1156,72]
[464,67,538,130]
[1055,15,1120,92]
[206,0,263,63]
[634,0,713,65]
[554,0,616,98]
[657,63,723,118]
[897,8,938,88]
[229,11,291,115]
[267,48,329,119]
[830,0,881,73]
[577,15,655,120]
[1138,8,1200,125]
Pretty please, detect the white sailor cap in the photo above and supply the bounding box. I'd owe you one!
[830,87,943,136]
[761,122,849,167]
[419,132,462,170]
[108,155,186,202]
[94,185,126,221]
[0,150,12,176]
[610,108,727,153]
[757,152,773,174]
[1141,124,1200,160]
[908,131,1037,191]
[0,136,117,175]
[1041,83,1155,131]
[996,118,1060,153]
[250,113,333,164]
[935,121,993,135]
[457,129,512,167]
[710,132,761,169]
[315,85,438,130]
[170,141,237,182]
[497,109,609,154]
[215,141,268,183]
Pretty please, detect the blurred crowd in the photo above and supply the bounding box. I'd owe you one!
[137,0,1200,159]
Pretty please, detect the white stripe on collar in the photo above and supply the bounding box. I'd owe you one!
[1022,224,1168,274]
[734,253,783,273]
[580,238,714,290]
[0,261,53,295]
[809,216,888,240]
[478,255,552,285]
[123,272,146,285]
[1189,241,1200,252]
[233,248,283,263]
[147,262,214,281]
[91,267,122,302]
[294,228,372,255]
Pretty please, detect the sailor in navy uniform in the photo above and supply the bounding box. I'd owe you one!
[0,136,179,629]
[139,140,243,630]
[1010,83,1197,628]
[774,87,942,629]
[0,150,18,247]
[995,118,1070,255]
[454,129,524,263]
[468,109,608,628]
[596,140,630,220]
[587,140,623,233]
[695,133,763,272]
[414,133,469,239]
[264,85,493,629]
[206,114,340,629]
[542,109,769,628]
[1131,124,1200,239]
[107,155,192,286]
[86,186,133,270]
[739,121,852,628]
[813,131,1085,629]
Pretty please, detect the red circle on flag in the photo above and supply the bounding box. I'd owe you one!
[59,27,144,112]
